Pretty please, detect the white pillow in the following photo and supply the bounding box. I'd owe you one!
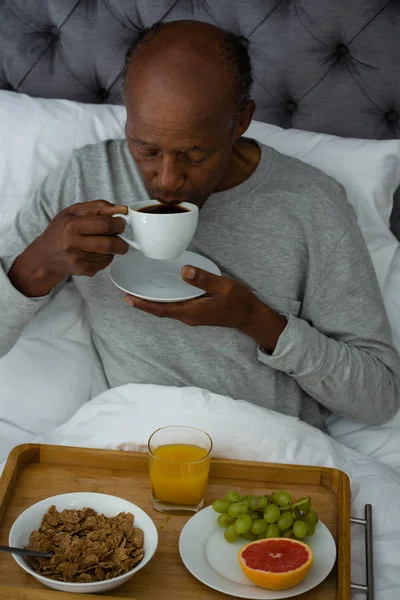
[383,245,400,353]
[0,91,126,455]
[0,282,92,435]
[0,91,125,236]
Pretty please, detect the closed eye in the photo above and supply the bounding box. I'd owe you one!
[186,156,207,165]
[138,149,159,158]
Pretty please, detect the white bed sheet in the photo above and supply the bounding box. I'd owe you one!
[6,383,398,600]
[0,282,92,459]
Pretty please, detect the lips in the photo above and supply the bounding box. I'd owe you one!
[152,195,188,205]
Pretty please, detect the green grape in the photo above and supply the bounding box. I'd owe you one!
[234,514,253,534]
[251,519,267,535]
[228,502,248,518]
[250,511,259,521]
[212,499,231,514]
[302,509,318,526]
[224,524,239,543]
[264,503,280,523]
[242,530,257,541]
[250,495,268,511]
[306,524,316,537]
[271,491,293,507]
[293,520,308,539]
[226,491,241,503]
[265,524,280,538]
[293,508,302,521]
[296,496,312,512]
[282,528,293,538]
[217,513,235,527]
[277,511,294,531]
[240,495,255,509]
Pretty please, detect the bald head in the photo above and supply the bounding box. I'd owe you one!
[123,20,253,116]
[122,21,256,208]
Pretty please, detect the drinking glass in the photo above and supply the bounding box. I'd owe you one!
[148,426,212,513]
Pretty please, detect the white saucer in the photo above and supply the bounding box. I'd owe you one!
[110,250,221,303]
[179,506,337,599]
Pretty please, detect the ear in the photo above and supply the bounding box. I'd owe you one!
[233,100,256,139]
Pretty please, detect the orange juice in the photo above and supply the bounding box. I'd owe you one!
[149,443,211,505]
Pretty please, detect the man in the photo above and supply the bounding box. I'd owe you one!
[0,21,399,429]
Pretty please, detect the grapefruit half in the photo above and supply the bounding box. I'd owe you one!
[238,538,314,590]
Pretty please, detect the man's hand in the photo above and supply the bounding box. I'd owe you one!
[124,265,287,352]
[8,200,129,297]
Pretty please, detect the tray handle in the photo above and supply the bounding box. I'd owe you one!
[351,504,374,600]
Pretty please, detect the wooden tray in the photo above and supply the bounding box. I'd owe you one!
[0,444,351,599]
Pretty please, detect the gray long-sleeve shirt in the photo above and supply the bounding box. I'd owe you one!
[1,139,399,429]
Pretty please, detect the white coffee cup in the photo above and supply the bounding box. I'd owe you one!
[113,200,199,260]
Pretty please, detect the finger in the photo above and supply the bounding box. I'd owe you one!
[181,265,226,295]
[76,234,129,256]
[123,295,181,319]
[71,255,114,276]
[65,201,129,217]
[69,215,127,236]
[123,295,212,327]
[78,252,109,262]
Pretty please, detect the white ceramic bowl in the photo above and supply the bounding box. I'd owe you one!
[9,492,158,594]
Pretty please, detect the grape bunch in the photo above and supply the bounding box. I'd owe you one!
[212,490,319,543]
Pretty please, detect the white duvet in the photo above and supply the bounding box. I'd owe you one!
[16,383,400,600]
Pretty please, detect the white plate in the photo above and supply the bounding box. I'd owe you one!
[179,506,336,599]
[110,250,221,302]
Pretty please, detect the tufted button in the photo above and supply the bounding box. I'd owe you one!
[336,43,348,56]
[286,100,297,113]
[385,109,398,124]
[49,26,59,38]
[97,88,110,103]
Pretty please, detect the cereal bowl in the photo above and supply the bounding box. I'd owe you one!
[9,492,158,594]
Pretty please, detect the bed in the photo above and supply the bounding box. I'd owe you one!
[0,1,400,598]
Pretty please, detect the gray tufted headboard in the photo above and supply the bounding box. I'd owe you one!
[1,0,400,236]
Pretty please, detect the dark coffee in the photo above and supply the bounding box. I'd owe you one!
[138,204,190,215]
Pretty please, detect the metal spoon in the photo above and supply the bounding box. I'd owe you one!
[0,545,53,559]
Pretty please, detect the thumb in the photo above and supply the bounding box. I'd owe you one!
[181,265,224,295]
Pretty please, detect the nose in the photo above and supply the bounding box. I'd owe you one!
[156,155,185,196]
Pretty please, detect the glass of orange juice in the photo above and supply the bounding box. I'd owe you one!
[148,426,212,513]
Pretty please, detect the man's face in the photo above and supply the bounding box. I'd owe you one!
[125,71,238,207]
